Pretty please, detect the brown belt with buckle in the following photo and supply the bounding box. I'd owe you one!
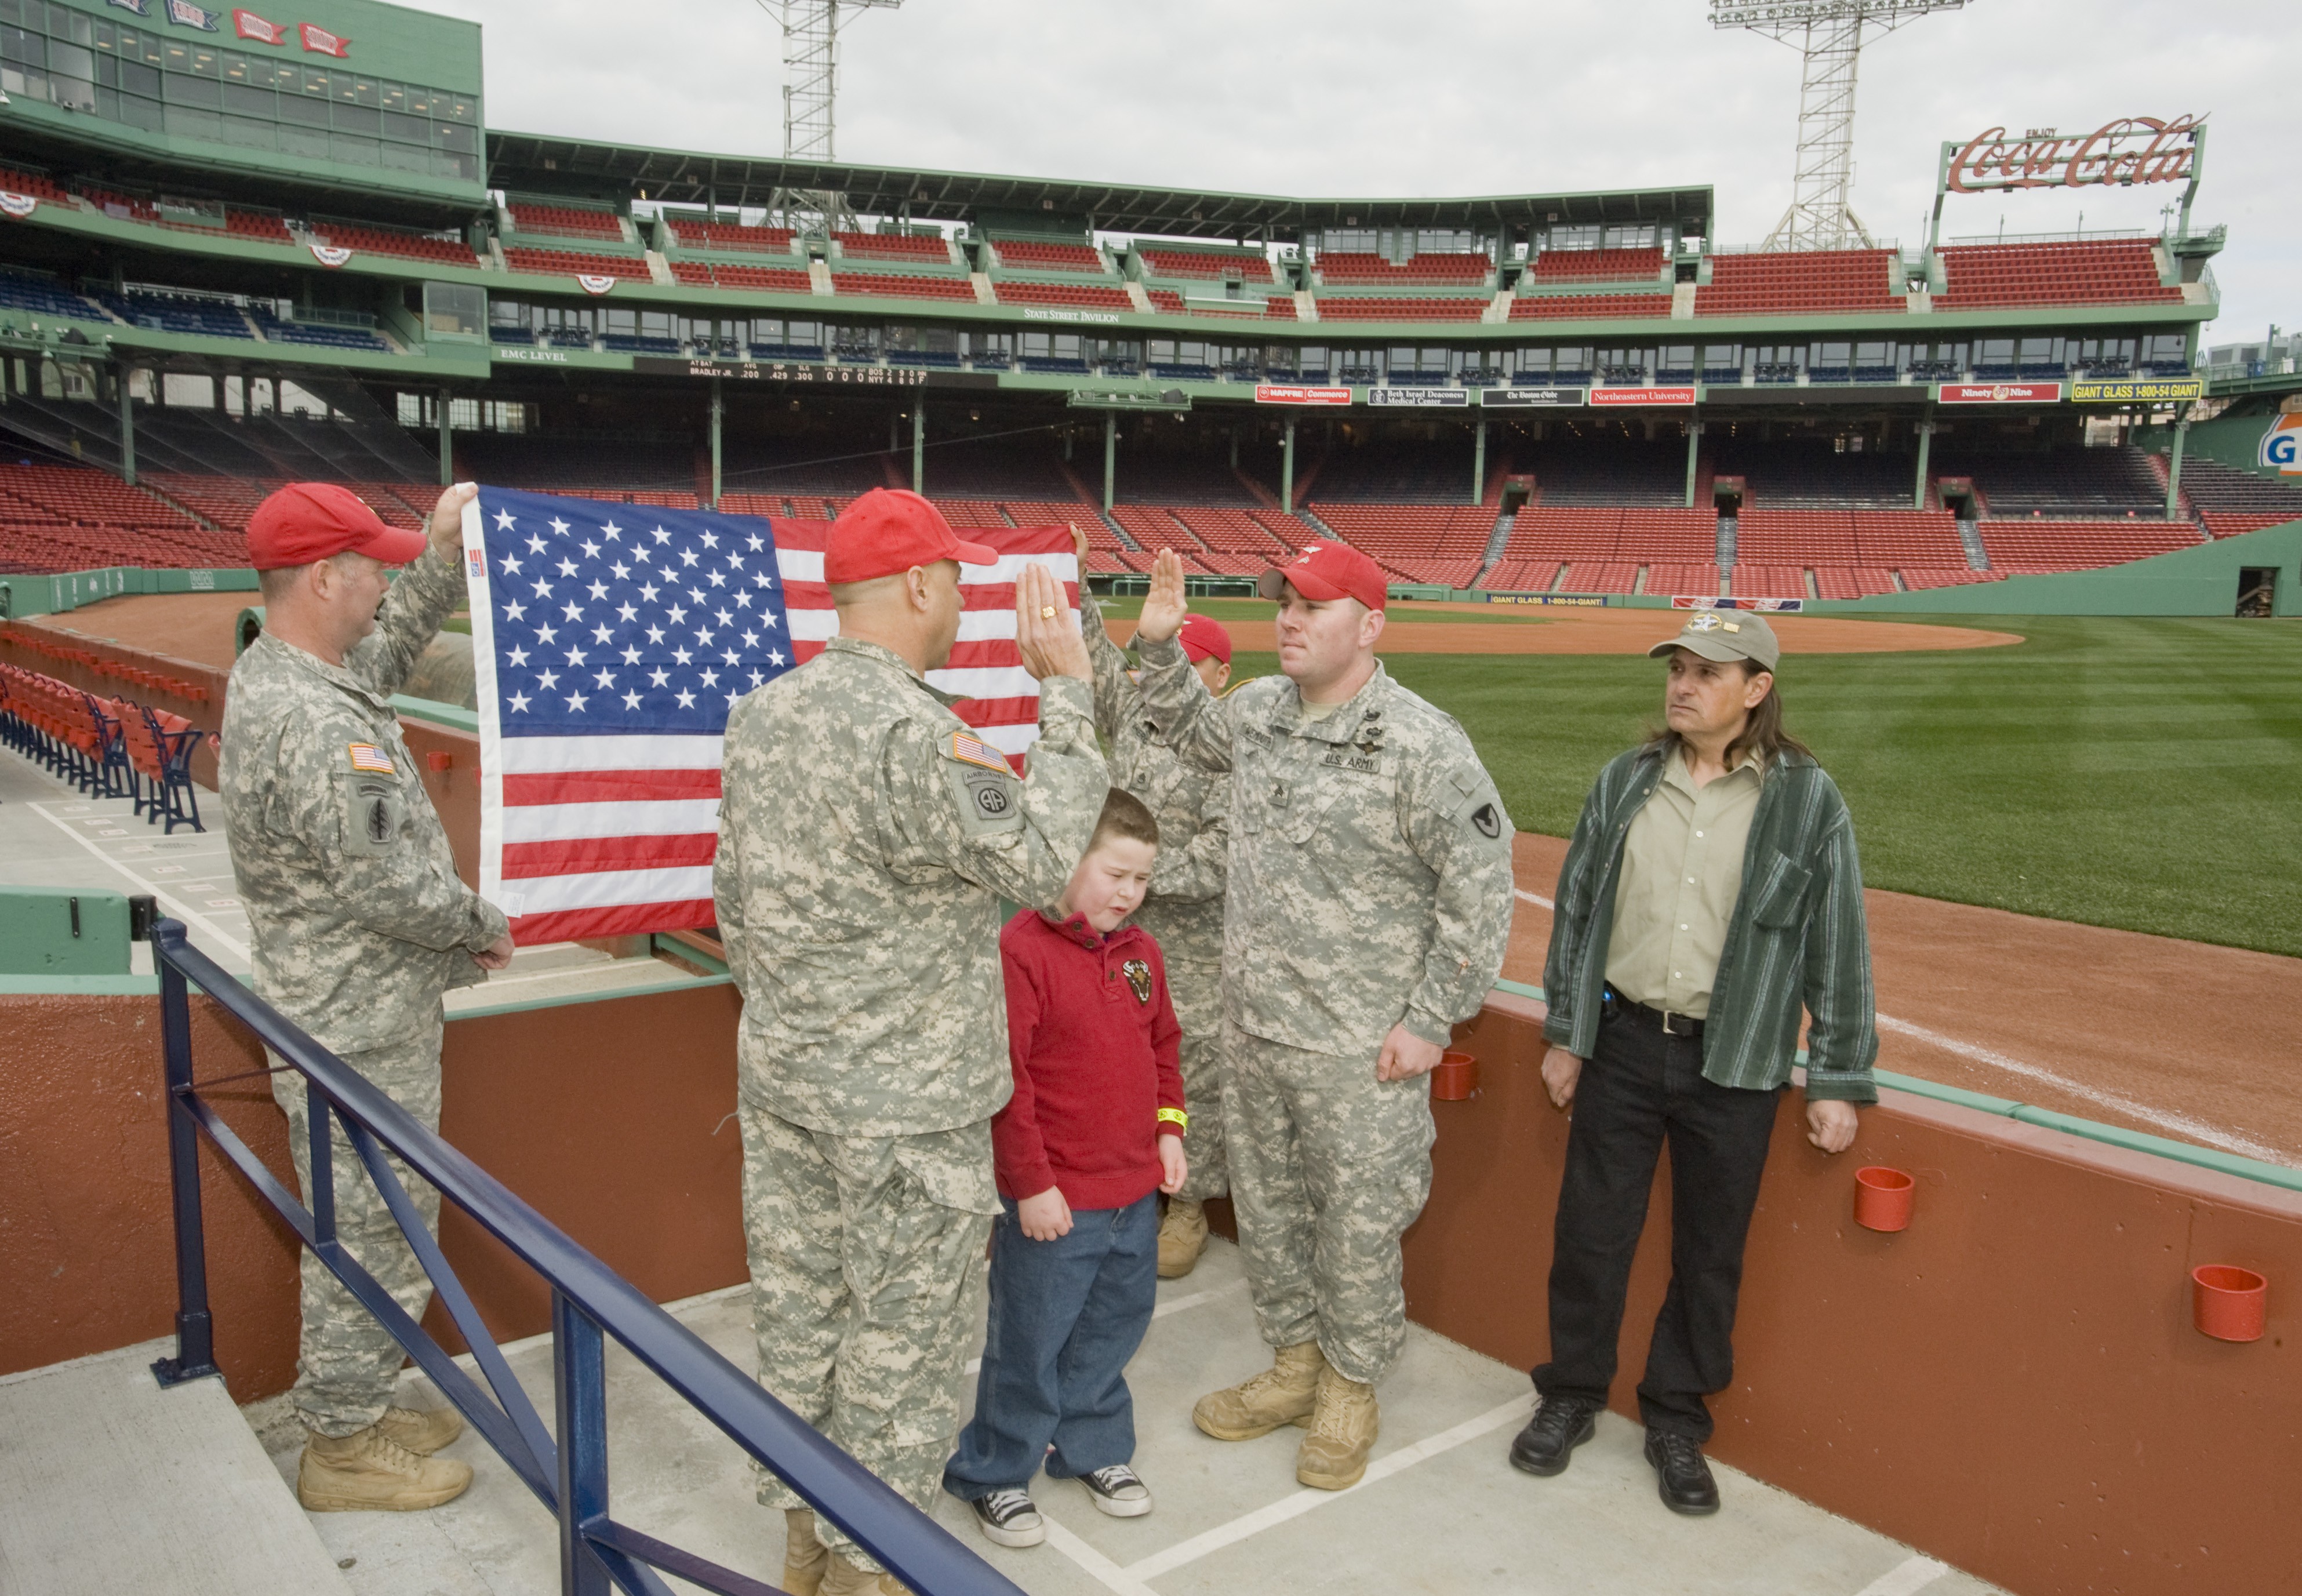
[1607,990,1705,1039]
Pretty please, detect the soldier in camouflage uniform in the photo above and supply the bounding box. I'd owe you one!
[1129,541,1515,1492]
[220,481,512,1514]
[1075,563,1233,1277]
[714,489,1105,1596]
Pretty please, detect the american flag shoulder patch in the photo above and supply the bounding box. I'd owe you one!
[947,732,1010,774]
[348,742,396,775]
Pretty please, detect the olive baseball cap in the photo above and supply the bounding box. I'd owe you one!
[1647,610,1781,671]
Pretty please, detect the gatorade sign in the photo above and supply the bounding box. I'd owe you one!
[2262,413,2302,477]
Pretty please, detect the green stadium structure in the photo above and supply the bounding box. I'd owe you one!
[0,3,2282,612]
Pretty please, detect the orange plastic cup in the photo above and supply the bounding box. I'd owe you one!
[1431,1050,1478,1102]
[2191,1265,2267,1343]
[1852,1166,1915,1233]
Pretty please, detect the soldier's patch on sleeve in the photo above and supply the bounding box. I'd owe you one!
[941,741,1024,836]
[1448,768,1510,846]
[348,742,397,775]
[342,772,408,856]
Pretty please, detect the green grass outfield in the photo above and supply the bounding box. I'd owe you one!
[1101,605,2302,957]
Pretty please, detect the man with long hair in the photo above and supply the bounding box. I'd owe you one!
[1510,610,1876,1515]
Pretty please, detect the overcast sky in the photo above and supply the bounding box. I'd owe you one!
[434,0,2291,347]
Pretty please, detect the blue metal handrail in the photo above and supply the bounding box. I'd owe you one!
[146,919,1027,1596]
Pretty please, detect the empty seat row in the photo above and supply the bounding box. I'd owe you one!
[507,202,625,240]
[1316,252,1491,286]
[832,231,955,264]
[1526,246,1665,283]
[990,239,1108,275]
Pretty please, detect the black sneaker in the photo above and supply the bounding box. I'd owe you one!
[1508,1397,1598,1477]
[1643,1430,1721,1515]
[968,1487,1046,1547]
[1076,1464,1152,1518]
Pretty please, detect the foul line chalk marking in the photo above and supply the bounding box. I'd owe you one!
[1117,1394,1533,1582]
[1853,1554,1950,1596]
[31,802,250,963]
[1874,1013,2290,1166]
[1043,1519,1164,1596]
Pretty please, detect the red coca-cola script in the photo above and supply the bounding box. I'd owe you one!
[1946,114,2201,193]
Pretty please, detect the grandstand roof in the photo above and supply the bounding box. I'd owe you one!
[484,136,1712,242]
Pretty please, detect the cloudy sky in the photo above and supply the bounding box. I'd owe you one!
[435,0,2290,346]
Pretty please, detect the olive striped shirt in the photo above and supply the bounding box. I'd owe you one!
[1542,743,1878,1101]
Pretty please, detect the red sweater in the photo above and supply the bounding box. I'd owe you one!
[994,909,1185,1210]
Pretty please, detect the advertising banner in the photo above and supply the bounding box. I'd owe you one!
[1671,595,1805,612]
[1937,382,2063,403]
[2261,413,2302,477]
[1482,387,1586,408]
[1369,386,1471,408]
[1591,385,1697,407]
[1255,384,1352,406]
[2070,377,2204,403]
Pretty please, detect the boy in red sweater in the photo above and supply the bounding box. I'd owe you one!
[944,789,1188,1547]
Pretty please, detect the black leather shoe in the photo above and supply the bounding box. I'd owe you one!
[1507,1397,1598,1477]
[1643,1430,1721,1515]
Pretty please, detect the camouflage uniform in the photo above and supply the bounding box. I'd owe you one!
[1134,634,1515,1384]
[714,635,1105,1570]
[220,544,509,1437]
[1079,588,1231,1200]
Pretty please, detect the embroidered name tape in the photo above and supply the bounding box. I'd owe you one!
[948,732,1010,774]
[348,742,396,775]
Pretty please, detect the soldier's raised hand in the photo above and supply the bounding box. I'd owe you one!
[1133,548,1189,645]
[1014,561,1092,684]
[428,481,478,561]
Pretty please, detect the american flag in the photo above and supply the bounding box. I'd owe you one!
[461,488,1078,944]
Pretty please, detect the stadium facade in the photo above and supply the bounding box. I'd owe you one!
[3,0,2294,610]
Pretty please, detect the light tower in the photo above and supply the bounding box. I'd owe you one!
[752,0,904,237]
[1710,1,1965,251]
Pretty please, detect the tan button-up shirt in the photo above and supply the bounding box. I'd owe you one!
[1603,744,1766,1019]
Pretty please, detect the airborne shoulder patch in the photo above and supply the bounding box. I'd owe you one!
[348,742,396,775]
[946,731,1012,774]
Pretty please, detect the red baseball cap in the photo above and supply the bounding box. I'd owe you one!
[245,482,428,571]
[824,488,996,584]
[1177,613,1232,666]
[1258,541,1387,612]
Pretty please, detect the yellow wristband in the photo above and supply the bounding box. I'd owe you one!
[1157,1107,1188,1128]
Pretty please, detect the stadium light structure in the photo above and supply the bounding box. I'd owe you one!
[752,0,904,237]
[1710,0,1966,252]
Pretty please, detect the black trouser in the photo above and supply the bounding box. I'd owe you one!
[1532,998,1783,1441]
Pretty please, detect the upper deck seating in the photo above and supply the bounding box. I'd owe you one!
[831,273,976,302]
[1510,292,1670,321]
[245,307,391,352]
[832,231,954,265]
[1318,297,1488,322]
[1138,249,1275,283]
[226,209,292,243]
[1526,246,1665,284]
[1715,442,1912,508]
[507,202,624,242]
[991,239,1107,274]
[1934,240,2179,311]
[1317,252,1490,287]
[503,247,649,281]
[310,222,479,267]
[1852,511,1968,566]
[1977,518,2200,572]
[675,221,796,254]
[1521,441,1689,506]
[1943,446,2165,518]
[97,289,250,339]
[993,282,1132,312]
[1733,510,1859,564]
[2175,457,2302,536]
[78,185,160,223]
[1694,250,1903,317]
[715,264,814,294]
[0,165,70,202]
[0,269,108,321]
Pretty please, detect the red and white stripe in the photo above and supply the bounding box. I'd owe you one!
[470,510,1079,944]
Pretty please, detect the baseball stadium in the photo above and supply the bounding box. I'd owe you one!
[0,0,2296,1592]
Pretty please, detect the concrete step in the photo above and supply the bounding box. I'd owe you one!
[0,1340,352,1595]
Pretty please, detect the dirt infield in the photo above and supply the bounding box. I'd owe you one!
[1505,835,2302,1169]
[1111,607,2024,656]
[23,592,252,668]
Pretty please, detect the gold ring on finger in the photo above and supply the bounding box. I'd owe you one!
[1039,605,1057,619]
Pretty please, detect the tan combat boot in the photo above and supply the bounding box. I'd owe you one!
[297,1424,473,1511]
[783,1508,831,1596]
[820,1548,910,1596]
[374,1404,465,1456]
[1295,1365,1379,1490]
[1157,1199,1209,1279]
[1192,1340,1326,1441]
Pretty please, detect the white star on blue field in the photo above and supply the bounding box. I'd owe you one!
[475,488,798,736]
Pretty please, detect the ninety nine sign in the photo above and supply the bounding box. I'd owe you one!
[2070,377,2204,403]
[1256,384,1352,406]
[1945,114,2201,193]
[1938,382,2063,404]
[1591,385,1696,408]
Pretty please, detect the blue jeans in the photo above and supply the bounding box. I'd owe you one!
[944,1191,1159,1496]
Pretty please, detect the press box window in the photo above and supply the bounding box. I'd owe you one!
[423,283,485,341]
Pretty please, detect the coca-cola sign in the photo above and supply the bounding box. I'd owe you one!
[1945,114,2201,193]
